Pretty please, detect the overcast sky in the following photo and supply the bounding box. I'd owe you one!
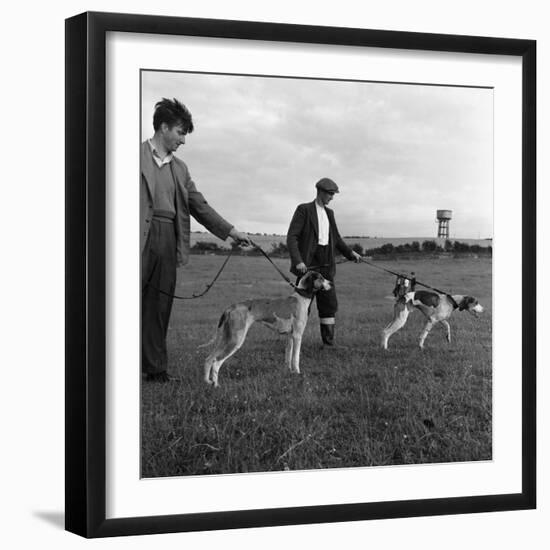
[141,70,493,239]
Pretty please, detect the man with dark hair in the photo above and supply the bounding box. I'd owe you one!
[152,97,194,134]
[141,97,251,382]
[287,178,362,347]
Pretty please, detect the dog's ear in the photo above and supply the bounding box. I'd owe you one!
[311,272,324,289]
[459,296,477,310]
[296,271,313,291]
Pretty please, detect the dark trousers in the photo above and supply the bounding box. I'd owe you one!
[141,218,177,374]
[311,245,338,320]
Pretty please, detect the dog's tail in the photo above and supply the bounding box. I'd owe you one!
[197,310,229,349]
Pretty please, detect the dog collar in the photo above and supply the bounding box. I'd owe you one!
[295,288,315,299]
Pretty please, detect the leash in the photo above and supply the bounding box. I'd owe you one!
[146,240,297,299]
[144,247,236,300]
[249,239,296,288]
[334,257,460,308]
[146,240,458,308]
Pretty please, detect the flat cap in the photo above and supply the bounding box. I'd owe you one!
[315,177,339,193]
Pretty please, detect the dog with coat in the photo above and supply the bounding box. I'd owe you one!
[203,271,332,387]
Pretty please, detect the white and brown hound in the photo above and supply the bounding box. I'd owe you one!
[381,290,484,350]
[202,271,332,387]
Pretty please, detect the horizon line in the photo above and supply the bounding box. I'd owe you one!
[191,231,493,240]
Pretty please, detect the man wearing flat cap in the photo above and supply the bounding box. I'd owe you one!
[287,178,362,347]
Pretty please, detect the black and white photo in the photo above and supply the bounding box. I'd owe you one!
[65,12,536,537]
[140,70,494,477]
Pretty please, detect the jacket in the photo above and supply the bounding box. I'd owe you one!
[286,201,354,278]
[140,142,233,267]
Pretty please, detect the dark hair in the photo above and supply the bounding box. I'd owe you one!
[152,98,194,133]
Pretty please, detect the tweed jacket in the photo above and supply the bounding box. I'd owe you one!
[140,142,233,267]
[286,201,354,279]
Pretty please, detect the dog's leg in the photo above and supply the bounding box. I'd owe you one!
[204,311,252,387]
[204,331,227,385]
[209,358,226,388]
[441,320,451,343]
[204,351,228,387]
[419,320,435,349]
[381,301,411,349]
[285,336,294,370]
[207,335,246,388]
[204,355,216,385]
[290,334,303,374]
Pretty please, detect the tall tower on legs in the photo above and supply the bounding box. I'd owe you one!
[436,210,452,240]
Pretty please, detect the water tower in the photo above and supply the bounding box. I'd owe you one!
[436,209,452,239]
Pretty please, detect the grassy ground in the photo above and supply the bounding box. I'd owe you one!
[141,255,492,477]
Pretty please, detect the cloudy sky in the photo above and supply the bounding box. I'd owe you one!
[141,70,493,239]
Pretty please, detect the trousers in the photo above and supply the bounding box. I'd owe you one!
[141,216,177,374]
[310,245,338,320]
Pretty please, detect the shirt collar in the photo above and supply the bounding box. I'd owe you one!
[148,139,173,167]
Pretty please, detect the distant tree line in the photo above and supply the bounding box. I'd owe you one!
[191,239,491,258]
[191,240,290,256]
[350,240,492,257]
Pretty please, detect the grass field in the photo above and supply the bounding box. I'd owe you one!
[141,255,492,477]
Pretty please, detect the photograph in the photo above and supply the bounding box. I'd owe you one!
[139,69,493,478]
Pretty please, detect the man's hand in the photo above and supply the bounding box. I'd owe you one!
[296,262,308,274]
[229,228,252,247]
[351,250,363,263]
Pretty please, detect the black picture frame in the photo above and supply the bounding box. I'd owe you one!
[65,11,536,538]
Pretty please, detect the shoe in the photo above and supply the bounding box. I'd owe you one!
[144,371,177,383]
[320,323,348,350]
[321,343,349,350]
[320,323,335,346]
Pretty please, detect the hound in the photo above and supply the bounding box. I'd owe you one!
[381,290,484,350]
[202,271,332,387]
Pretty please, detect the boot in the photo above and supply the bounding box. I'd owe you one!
[320,323,348,350]
[320,323,335,347]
